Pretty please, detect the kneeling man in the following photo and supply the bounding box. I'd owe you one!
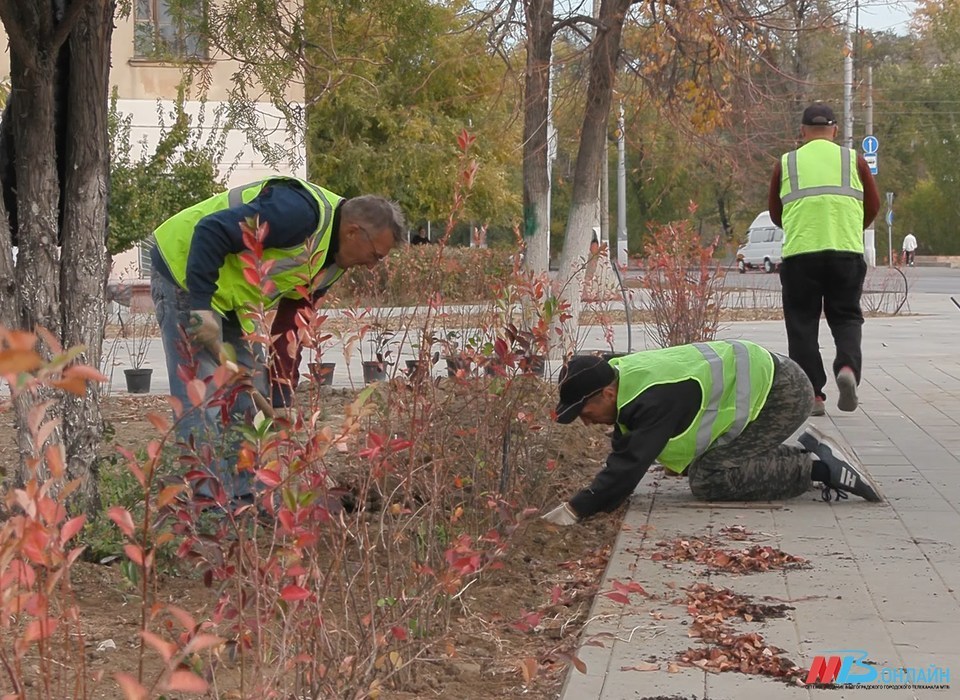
[543,341,882,525]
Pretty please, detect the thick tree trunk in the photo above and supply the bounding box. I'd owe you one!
[59,0,112,513]
[521,0,553,273]
[2,0,109,514]
[556,0,631,352]
[10,42,63,485]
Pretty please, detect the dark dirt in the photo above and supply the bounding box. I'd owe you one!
[1,387,622,699]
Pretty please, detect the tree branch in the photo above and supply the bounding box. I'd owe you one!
[0,1,38,71]
[49,0,99,53]
[550,13,600,38]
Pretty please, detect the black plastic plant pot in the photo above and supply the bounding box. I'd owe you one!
[362,360,388,384]
[124,368,152,394]
[309,361,336,386]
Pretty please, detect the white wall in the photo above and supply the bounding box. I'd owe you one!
[110,97,307,281]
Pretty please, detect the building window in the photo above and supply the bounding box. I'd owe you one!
[134,0,206,60]
[138,238,155,279]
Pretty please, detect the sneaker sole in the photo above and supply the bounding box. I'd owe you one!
[837,370,858,412]
[810,402,826,417]
[799,426,883,502]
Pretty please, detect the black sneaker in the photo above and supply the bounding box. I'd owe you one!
[799,425,883,503]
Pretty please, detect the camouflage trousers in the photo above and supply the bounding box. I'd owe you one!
[686,355,815,501]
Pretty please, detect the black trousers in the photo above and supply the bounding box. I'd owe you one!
[779,251,866,400]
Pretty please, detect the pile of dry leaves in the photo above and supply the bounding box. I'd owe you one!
[650,537,809,574]
[678,631,803,680]
[673,581,803,679]
[683,583,793,623]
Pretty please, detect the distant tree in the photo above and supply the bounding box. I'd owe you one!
[108,87,229,258]
[305,0,521,227]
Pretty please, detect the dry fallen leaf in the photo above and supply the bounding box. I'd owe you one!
[620,662,660,672]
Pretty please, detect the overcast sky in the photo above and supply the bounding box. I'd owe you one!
[855,1,918,34]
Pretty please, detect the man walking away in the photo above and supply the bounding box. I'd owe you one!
[769,103,880,417]
[902,232,917,267]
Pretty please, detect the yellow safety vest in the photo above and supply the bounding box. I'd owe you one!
[610,341,775,472]
[779,139,864,257]
[153,177,344,331]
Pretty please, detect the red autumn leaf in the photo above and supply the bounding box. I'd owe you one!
[108,506,136,538]
[550,584,563,605]
[0,348,43,374]
[186,379,206,408]
[141,630,176,662]
[164,669,208,693]
[184,633,223,654]
[115,672,148,700]
[390,625,407,641]
[123,544,145,567]
[257,469,283,488]
[280,585,311,602]
[60,515,86,544]
[603,591,631,605]
[146,411,170,433]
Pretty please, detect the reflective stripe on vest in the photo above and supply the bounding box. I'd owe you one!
[781,147,864,205]
[153,177,343,325]
[779,140,865,257]
[611,341,775,472]
[692,341,753,453]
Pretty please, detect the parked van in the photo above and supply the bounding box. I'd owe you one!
[736,211,784,273]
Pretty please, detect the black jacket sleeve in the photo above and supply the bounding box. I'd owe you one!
[569,379,701,518]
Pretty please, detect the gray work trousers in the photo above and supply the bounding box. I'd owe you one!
[686,355,815,501]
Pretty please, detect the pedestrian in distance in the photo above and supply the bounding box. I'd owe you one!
[769,103,880,417]
[902,232,917,267]
[149,176,405,507]
[411,226,430,245]
[541,344,883,526]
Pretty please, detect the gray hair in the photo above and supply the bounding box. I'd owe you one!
[341,195,406,243]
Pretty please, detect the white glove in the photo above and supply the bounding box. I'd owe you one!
[542,502,580,526]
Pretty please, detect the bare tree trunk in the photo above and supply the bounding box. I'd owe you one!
[0,198,14,330]
[9,40,63,485]
[556,0,631,351]
[521,0,553,273]
[2,0,108,513]
[59,0,112,513]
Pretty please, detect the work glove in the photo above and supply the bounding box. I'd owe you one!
[542,502,580,526]
[186,309,221,353]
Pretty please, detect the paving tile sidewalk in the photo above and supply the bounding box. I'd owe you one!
[558,308,960,700]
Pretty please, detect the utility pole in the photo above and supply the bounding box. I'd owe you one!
[863,66,876,267]
[616,103,628,267]
[887,192,894,267]
[843,22,854,148]
[601,131,610,254]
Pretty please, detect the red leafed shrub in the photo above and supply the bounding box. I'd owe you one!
[640,209,727,348]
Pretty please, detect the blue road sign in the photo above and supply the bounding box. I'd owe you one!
[865,153,878,175]
[886,210,893,226]
[862,135,879,154]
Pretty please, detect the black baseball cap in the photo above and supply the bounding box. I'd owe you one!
[555,355,617,424]
[801,103,837,126]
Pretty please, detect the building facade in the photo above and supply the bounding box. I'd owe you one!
[0,3,306,280]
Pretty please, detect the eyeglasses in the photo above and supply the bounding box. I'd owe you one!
[359,227,389,263]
